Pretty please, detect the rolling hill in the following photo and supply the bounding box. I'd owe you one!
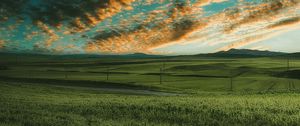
[198,49,286,57]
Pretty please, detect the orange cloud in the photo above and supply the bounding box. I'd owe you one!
[223,0,299,33]
[194,0,228,7]
[0,40,5,48]
[68,0,136,33]
[25,31,38,41]
[36,21,59,47]
[84,0,300,54]
[3,0,298,54]
[267,16,300,29]
[85,0,211,54]
[153,0,300,53]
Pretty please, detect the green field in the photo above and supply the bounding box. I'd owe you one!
[1,54,300,125]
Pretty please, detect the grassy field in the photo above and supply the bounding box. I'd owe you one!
[0,54,300,125]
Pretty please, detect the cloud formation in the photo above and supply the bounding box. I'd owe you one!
[0,0,299,54]
[86,0,300,53]
[267,16,300,29]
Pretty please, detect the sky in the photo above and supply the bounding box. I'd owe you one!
[0,0,299,55]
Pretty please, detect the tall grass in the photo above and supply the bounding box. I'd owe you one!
[1,82,300,126]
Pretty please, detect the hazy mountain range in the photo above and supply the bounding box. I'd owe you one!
[0,49,299,59]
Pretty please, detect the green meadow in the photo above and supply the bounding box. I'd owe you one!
[0,54,300,125]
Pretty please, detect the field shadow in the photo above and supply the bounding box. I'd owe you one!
[272,70,300,80]
[0,76,157,91]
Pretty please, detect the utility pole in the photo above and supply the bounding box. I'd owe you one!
[286,57,290,72]
[64,63,68,79]
[286,57,294,91]
[160,67,163,84]
[106,66,110,81]
[230,70,233,91]
[0,58,2,70]
[287,57,290,72]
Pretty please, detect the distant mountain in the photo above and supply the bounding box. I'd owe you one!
[0,52,163,59]
[116,53,163,58]
[196,49,286,57]
[219,49,285,56]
